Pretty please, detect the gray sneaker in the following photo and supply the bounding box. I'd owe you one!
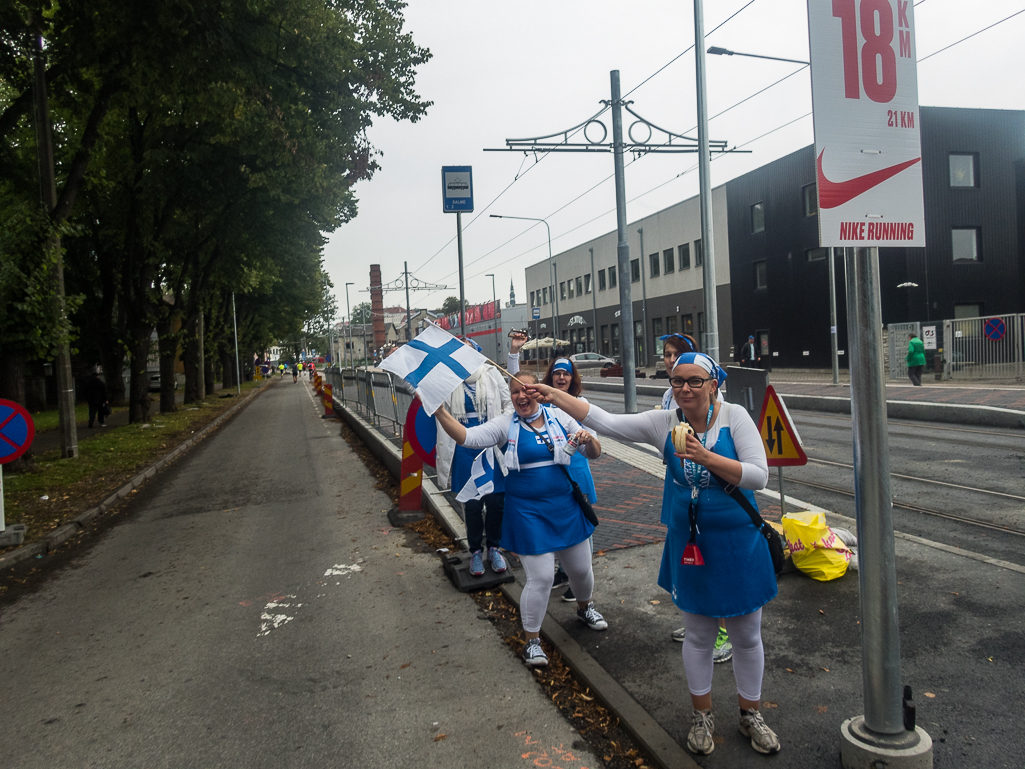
[671,625,686,642]
[739,708,781,754]
[712,627,733,663]
[522,638,548,668]
[576,602,608,630]
[687,709,715,755]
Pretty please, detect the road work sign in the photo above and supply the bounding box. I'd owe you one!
[756,386,807,467]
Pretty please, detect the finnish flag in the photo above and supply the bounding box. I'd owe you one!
[455,450,496,503]
[380,323,488,416]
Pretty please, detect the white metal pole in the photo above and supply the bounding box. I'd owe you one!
[232,292,241,394]
[693,0,719,362]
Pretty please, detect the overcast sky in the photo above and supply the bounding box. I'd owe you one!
[322,0,1024,318]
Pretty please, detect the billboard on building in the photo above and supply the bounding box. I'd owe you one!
[808,0,925,247]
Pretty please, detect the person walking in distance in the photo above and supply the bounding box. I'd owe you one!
[906,333,925,386]
[740,335,760,369]
[85,369,109,428]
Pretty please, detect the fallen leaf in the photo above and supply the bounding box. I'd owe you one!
[819,609,825,615]
[762,701,778,709]
[815,705,828,713]
[821,667,830,672]
[399,663,411,669]
[950,592,959,595]
[786,668,796,673]
[923,692,936,698]
[649,600,660,605]
[434,734,447,742]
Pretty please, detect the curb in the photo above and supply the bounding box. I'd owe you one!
[334,400,694,769]
[583,379,1025,430]
[0,382,272,572]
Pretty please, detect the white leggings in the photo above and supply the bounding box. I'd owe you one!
[518,540,594,633]
[681,609,764,701]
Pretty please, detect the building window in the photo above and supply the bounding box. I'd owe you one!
[559,282,567,300]
[803,183,818,217]
[666,315,678,335]
[630,258,640,283]
[542,286,549,304]
[663,248,675,274]
[951,228,980,262]
[806,247,828,262]
[568,280,575,298]
[575,276,583,296]
[652,318,663,353]
[529,290,535,307]
[611,323,620,356]
[601,325,609,355]
[751,201,765,233]
[584,274,592,294]
[954,303,982,319]
[754,260,768,290]
[694,239,703,267]
[683,314,694,335]
[678,243,691,270]
[949,153,978,188]
[598,270,606,291]
[608,267,617,288]
[649,253,660,278]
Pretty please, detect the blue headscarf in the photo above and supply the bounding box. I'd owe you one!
[659,333,698,354]
[673,352,727,387]
[552,358,574,374]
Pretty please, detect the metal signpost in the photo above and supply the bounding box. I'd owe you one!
[808,0,932,764]
[442,166,473,339]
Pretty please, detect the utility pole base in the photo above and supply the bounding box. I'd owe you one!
[841,717,932,768]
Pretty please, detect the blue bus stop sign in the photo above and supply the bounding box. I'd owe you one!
[442,166,473,213]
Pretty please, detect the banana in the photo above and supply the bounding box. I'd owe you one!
[671,423,694,458]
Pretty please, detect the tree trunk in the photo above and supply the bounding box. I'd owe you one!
[0,347,28,406]
[128,326,152,423]
[183,307,205,404]
[221,348,235,390]
[204,351,216,396]
[157,314,178,414]
[100,344,126,408]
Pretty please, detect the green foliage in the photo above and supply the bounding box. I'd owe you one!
[350,301,373,324]
[440,296,466,315]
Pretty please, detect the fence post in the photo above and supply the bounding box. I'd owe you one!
[942,320,952,380]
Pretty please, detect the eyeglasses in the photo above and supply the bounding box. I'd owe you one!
[669,376,713,389]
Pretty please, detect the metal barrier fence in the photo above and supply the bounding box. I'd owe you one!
[325,367,415,431]
[942,313,1025,381]
[886,322,921,381]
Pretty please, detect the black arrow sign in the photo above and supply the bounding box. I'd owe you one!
[765,417,777,454]
[773,418,784,455]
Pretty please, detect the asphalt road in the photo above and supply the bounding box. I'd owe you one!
[0,380,599,769]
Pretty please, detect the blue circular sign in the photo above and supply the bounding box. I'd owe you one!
[0,399,36,464]
[984,317,1006,341]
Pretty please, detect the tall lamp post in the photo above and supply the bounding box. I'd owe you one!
[491,215,555,343]
[344,282,355,369]
[706,47,834,379]
[485,273,498,358]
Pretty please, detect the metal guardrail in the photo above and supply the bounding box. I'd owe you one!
[325,367,414,432]
[942,313,1025,381]
[886,322,921,381]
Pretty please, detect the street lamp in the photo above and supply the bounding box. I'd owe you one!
[707,46,809,65]
[345,282,354,369]
[491,214,557,343]
[485,273,498,358]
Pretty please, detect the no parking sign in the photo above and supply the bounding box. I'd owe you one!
[0,399,36,533]
[984,317,1006,341]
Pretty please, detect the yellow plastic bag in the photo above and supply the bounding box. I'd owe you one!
[780,512,852,581]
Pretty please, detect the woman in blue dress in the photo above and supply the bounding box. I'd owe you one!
[530,354,781,757]
[434,371,610,669]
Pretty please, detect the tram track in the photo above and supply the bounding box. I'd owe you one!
[776,475,1025,538]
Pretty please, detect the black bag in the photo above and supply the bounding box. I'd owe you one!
[522,416,600,528]
[675,409,784,575]
[101,403,112,418]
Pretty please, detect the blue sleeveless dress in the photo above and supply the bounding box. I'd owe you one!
[450,388,505,496]
[500,419,594,555]
[656,424,777,617]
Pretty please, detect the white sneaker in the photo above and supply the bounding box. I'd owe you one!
[739,708,781,754]
[576,602,608,631]
[687,709,715,755]
[522,638,548,668]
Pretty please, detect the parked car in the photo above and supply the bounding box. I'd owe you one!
[148,371,179,392]
[567,352,618,370]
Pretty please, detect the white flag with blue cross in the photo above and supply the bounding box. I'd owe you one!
[380,323,487,416]
[454,449,496,502]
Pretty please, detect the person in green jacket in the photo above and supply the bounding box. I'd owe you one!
[906,333,926,386]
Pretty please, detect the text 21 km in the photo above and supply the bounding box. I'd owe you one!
[886,109,915,128]
[833,0,913,104]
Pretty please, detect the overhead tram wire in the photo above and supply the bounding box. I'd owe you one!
[413,0,766,285]
[917,7,1025,63]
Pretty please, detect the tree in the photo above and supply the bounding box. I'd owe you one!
[350,302,372,324]
[440,296,466,315]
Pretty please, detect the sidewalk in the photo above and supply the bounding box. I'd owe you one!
[340,399,1023,769]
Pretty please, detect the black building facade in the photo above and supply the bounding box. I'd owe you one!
[726,107,1025,369]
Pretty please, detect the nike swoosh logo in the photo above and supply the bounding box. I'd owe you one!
[816,150,921,209]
